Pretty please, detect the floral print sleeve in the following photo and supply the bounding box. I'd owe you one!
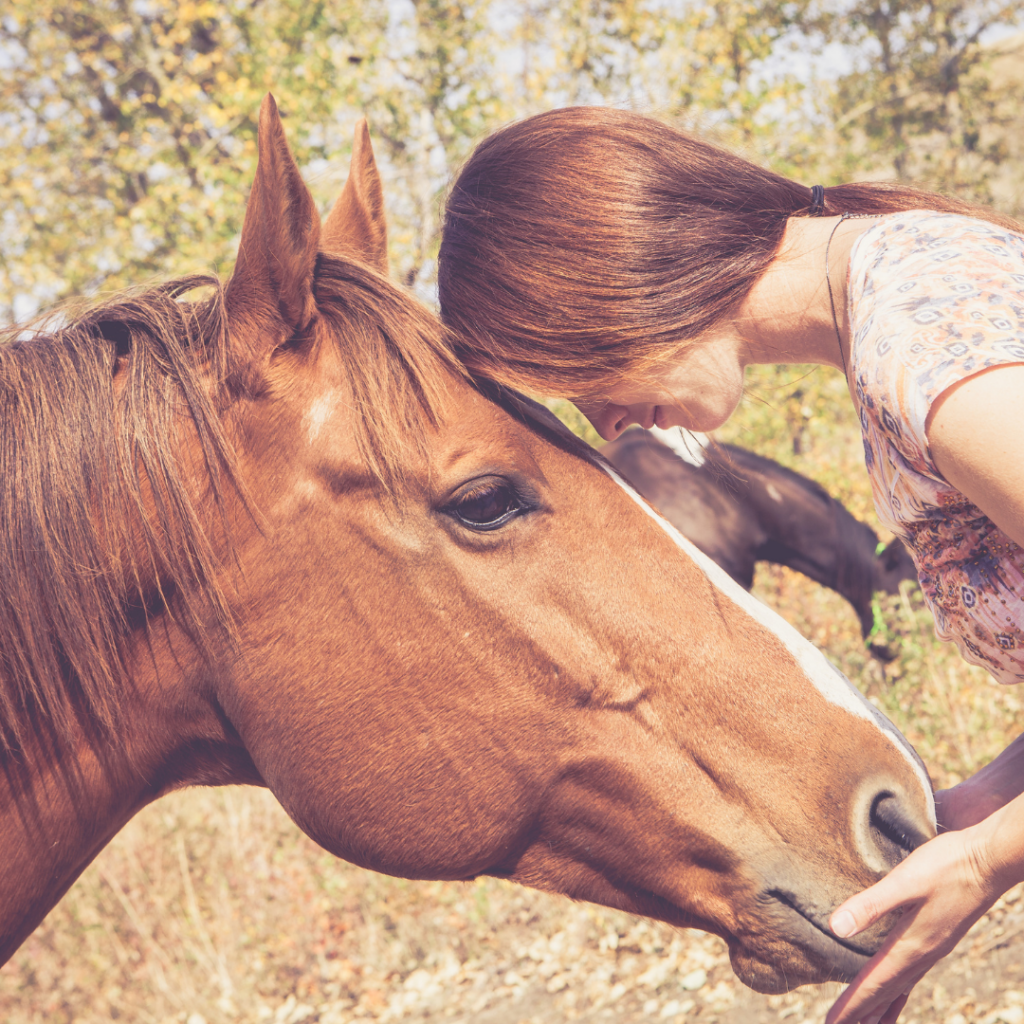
[848,210,1024,684]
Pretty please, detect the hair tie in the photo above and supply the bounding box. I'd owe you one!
[809,184,826,216]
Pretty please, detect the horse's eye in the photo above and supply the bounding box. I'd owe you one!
[447,479,527,531]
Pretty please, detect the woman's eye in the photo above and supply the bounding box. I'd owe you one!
[448,480,527,531]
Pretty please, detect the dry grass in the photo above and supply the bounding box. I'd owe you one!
[5,369,1024,1023]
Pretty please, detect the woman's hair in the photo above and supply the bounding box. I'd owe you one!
[438,106,1020,400]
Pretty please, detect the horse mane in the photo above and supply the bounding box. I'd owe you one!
[310,254,468,489]
[0,255,466,754]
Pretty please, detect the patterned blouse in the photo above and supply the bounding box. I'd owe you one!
[848,210,1024,685]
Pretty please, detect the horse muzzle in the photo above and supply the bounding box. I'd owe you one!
[727,778,933,993]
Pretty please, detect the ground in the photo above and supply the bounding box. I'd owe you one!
[4,783,1024,1024]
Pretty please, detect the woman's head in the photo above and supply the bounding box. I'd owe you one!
[438,106,1010,407]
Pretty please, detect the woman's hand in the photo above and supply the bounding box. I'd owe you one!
[826,785,1024,1024]
[824,826,1002,1024]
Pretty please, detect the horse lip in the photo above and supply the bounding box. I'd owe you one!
[765,888,877,960]
[625,883,871,988]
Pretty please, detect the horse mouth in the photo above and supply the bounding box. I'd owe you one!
[637,884,874,993]
[755,888,876,984]
[768,889,875,955]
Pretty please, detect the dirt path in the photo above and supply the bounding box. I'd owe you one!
[263,881,1024,1024]
[6,789,1024,1024]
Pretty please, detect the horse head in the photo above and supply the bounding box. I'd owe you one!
[0,95,935,996]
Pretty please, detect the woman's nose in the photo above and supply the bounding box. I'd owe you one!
[584,403,633,441]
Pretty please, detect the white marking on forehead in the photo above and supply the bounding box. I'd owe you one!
[767,483,784,503]
[648,426,709,467]
[305,390,340,445]
[604,465,935,823]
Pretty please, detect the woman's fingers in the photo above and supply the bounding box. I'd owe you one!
[879,989,911,1024]
[824,910,922,1024]
[830,861,919,939]
[831,825,995,940]
[826,828,1008,1024]
[827,759,1024,1023]
[824,849,947,1022]
[828,964,926,1024]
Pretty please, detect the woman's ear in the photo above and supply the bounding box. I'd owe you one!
[321,119,389,276]
[225,93,321,376]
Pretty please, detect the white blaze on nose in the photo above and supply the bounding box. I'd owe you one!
[305,390,339,444]
[604,465,936,825]
[649,426,709,467]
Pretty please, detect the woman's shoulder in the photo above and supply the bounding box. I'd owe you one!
[848,206,1024,485]
[851,208,1024,282]
[848,207,1024,382]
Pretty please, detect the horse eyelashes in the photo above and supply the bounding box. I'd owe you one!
[447,479,527,530]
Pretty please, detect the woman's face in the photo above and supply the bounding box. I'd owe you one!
[575,334,748,441]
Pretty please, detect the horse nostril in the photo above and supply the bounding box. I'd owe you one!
[870,792,928,862]
[853,783,933,875]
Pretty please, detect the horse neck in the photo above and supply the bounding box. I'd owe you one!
[0,717,153,961]
[0,627,261,965]
[715,446,879,624]
[828,503,880,627]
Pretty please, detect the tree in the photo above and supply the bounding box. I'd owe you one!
[355,0,513,291]
[0,0,382,318]
[824,0,1024,207]
[1,0,840,317]
[6,0,1018,326]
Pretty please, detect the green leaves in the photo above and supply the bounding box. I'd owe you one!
[0,0,380,315]
[825,0,1024,205]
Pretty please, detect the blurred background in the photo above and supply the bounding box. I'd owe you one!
[2,2,1024,1022]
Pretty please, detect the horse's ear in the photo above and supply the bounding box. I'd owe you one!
[321,119,389,276]
[225,94,320,369]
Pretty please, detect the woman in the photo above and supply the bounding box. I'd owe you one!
[437,106,1024,1024]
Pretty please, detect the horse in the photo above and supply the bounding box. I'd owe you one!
[0,95,935,998]
[601,428,918,658]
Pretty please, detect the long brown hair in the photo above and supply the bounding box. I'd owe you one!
[438,106,1021,399]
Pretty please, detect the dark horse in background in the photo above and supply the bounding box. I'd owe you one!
[601,428,918,659]
[0,96,934,997]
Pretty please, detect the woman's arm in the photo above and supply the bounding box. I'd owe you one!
[926,363,1024,549]
[826,363,1024,1024]
[929,362,1024,832]
[937,733,1024,830]
[927,361,1024,828]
